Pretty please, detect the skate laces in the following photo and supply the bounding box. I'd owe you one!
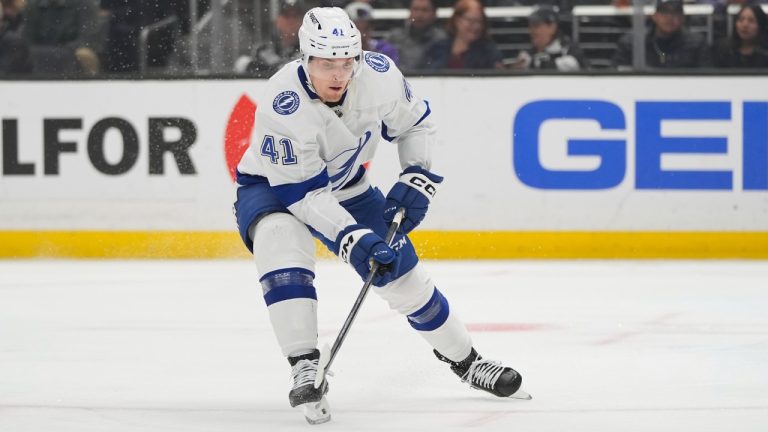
[462,358,505,390]
[291,359,319,388]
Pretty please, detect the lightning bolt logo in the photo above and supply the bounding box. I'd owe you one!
[272,90,300,115]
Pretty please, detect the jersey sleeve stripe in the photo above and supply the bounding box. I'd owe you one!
[271,168,330,207]
[381,121,397,142]
[414,100,432,127]
[381,100,431,143]
[342,165,367,190]
[235,170,269,186]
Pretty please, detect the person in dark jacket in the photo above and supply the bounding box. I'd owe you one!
[613,0,711,69]
[387,0,447,71]
[512,6,586,71]
[419,0,503,70]
[22,0,102,74]
[0,0,24,32]
[713,3,768,68]
[0,0,33,74]
[346,2,400,65]
[101,0,191,73]
[233,3,304,77]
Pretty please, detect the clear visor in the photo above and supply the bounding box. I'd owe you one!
[307,57,357,82]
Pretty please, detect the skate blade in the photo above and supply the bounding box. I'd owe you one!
[297,397,331,425]
[508,388,532,400]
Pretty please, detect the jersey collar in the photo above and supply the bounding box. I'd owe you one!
[297,65,320,100]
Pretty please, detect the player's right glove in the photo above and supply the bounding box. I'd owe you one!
[334,224,400,286]
[383,166,443,234]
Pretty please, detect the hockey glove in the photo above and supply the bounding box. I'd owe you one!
[335,224,401,286]
[383,166,443,234]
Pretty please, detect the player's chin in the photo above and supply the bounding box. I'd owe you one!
[323,88,344,102]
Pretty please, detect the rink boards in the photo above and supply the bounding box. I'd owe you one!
[0,76,766,258]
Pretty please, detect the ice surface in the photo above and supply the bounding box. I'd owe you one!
[1,260,767,431]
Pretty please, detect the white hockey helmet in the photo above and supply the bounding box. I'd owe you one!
[298,7,363,76]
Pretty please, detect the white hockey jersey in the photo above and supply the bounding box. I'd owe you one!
[237,52,436,244]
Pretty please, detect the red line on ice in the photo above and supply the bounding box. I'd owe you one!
[466,323,553,332]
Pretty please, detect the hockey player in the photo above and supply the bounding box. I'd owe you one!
[233,6,529,424]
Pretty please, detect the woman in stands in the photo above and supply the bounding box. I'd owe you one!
[713,4,768,68]
[419,0,503,69]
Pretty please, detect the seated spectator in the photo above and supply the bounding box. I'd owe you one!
[100,0,188,73]
[0,29,31,74]
[713,3,768,67]
[613,0,712,69]
[345,2,400,64]
[512,6,585,71]
[419,0,504,69]
[694,0,768,14]
[22,0,103,75]
[1,0,32,74]
[1,0,23,31]
[484,0,568,8]
[234,3,304,77]
[387,0,446,71]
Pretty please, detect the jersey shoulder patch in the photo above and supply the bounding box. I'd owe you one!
[364,52,390,73]
[272,90,300,115]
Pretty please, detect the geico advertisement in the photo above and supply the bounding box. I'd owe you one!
[0,77,766,231]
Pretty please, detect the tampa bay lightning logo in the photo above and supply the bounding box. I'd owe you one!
[272,91,300,115]
[365,52,390,73]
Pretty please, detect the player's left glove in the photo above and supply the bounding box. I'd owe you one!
[335,224,401,286]
[383,166,443,234]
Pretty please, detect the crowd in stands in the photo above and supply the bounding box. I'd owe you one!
[1,0,767,76]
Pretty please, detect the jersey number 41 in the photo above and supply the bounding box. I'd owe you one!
[261,135,298,165]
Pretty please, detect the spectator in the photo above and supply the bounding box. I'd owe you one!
[420,0,504,69]
[1,0,23,31]
[485,0,568,8]
[512,6,585,71]
[100,0,189,73]
[169,0,270,75]
[613,0,712,69]
[22,0,103,75]
[1,0,32,74]
[695,0,768,14]
[234,3,304,77]
[387,0,446,71]
[345,2,400,64]
[713,3,768,67]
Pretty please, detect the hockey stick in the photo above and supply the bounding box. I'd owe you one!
[314,207,406,389]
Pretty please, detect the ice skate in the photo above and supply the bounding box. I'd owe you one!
[288,349,331,424]
[435,348,532,400]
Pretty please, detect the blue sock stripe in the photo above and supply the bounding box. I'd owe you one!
[264,284,317,306]
[260,268,317,306]
[260,267,315,284]
[407,288,450,331]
